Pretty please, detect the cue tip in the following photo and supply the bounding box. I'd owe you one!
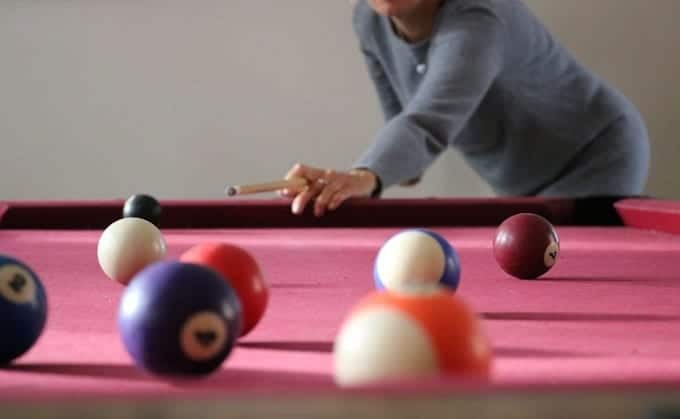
[225,186,238,196]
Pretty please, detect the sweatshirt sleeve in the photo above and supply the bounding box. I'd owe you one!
[360,46,403,122]
[353,6,505,190]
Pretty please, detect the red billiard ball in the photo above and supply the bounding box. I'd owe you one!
[180,242,268,337]
[493,213,559,279]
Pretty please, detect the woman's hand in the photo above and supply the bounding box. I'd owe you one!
[280,164,378,216]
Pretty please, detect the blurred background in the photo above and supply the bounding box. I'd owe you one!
[1,0,678,200]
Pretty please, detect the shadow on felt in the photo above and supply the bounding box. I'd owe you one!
[238,340,334,353]
[4,362,151,381]
[482,312,680,322]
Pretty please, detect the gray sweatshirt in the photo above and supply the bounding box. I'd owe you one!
[351,0,649,197]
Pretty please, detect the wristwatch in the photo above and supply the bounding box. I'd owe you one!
[351,168,382,198]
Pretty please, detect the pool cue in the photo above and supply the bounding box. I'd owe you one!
[225,177,309,196]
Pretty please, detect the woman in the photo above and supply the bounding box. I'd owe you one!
[281,0,649,217]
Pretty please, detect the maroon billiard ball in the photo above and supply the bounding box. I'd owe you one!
[493,213,559,279]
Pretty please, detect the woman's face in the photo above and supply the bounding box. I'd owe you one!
[367,0,425,17]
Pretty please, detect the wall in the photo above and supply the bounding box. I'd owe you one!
[1,1,677,200]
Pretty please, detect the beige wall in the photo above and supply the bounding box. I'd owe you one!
[1,1,678,200]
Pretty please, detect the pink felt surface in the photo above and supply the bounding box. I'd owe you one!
[1,226,680,400]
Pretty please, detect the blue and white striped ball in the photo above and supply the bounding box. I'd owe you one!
[374,229,461,292]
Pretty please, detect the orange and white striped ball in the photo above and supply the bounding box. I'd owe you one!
[333,286,491,387]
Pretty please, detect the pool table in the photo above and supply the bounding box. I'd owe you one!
[1,197,680,419]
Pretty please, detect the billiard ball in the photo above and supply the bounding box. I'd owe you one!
[123,194,161,227]
[180,242,268,338]
[333,285,491,387]
[0,255,47,364]
[97,217,166,285]
[374,229,461,292]
[493,213,559,279]
[118,261,242,377]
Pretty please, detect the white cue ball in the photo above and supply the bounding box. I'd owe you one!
[97,217,166,285]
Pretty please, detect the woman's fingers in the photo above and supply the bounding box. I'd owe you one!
[292,178,326,215]
[285,163,323,182]
[314,172,345,216]
[328,189,351,211]
[282,165,379,216]
[280,163,320,197]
